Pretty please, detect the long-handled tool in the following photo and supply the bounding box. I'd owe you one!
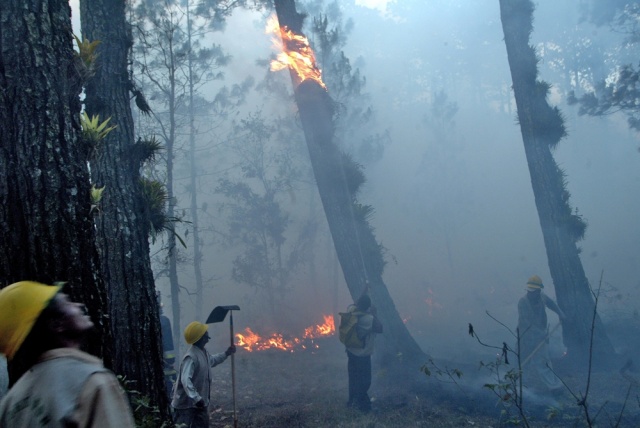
[206,305,240,428]
[522,322,562,368]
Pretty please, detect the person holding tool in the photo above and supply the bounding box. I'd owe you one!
[171,321,236,428]
[518,275,565,393]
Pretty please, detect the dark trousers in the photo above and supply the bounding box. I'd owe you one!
[173,407,208,428]
[347,351,372,412]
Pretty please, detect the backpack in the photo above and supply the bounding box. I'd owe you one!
[338,306,365,349]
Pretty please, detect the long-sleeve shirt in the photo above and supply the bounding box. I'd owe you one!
[0,348,135,428]
[179,350,227,402]
[518,292,564,346]
[171,345,228,409]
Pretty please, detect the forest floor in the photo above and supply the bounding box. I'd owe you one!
[204,338,640,428]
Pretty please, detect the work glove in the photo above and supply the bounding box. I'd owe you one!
[225,345,236,356]
[195,398,206,408]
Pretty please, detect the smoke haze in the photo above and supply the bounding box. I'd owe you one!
[135,0,639,364]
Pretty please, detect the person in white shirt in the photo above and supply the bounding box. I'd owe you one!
[171,321,235,427]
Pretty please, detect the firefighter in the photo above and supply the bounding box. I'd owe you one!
[345,293,383,413]
[518,275,565,393]
[0,281,135,427]
[171,321,235,427]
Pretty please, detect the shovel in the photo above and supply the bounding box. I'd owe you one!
[206,305,240,428]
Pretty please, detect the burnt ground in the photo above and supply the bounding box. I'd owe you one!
[204,338,640,427]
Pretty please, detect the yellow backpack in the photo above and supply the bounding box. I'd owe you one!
[338,306,365,348]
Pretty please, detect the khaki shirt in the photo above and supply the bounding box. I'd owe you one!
[0,348,135,428]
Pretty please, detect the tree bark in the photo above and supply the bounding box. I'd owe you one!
[186,0,205,323]
[131,2,183,353]
[274,0,427,368]
[499,0,614,361]
[80,0,170,417]
[0,0,110,382]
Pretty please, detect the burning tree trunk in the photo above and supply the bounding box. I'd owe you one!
[273,0,426,367]
[499,0,614,361]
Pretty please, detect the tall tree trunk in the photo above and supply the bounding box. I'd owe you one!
[168,219,181,351]
[0,0,110,383]
[166,66,182,354]
[274,0,426,368]
[186,0,204,322]
[499,0,614,361]
[80,0,170,417]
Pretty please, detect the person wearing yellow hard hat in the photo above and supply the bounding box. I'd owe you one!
[517,275,566,395]
[171,320,236,427]
[0,281,135,427]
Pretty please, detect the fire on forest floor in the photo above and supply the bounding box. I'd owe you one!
[203,337,640,428]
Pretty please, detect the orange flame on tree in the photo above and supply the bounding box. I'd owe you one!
[236,314,335,352]
[266,15,326,89]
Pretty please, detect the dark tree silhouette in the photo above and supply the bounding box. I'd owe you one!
[0,0,111,384]
[80,0,170,418]
[499,0,614,361]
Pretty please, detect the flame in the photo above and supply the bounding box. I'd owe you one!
[266,15,326,89]
[236,314,335,352]
[303,314,335,337]
[425,288,443,316]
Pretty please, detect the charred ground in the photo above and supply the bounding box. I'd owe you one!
[204,333,640,428]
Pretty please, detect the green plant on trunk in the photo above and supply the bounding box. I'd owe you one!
[72,34,100,81]
[90,184,105,215]
[140,178,187,248]
[73,35,100,69]
[131,136,163,169]
[80,111,116,153]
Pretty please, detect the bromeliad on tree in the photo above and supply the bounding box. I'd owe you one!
[72,34,100,83]
[90,185,105,215]
[80,112,116,155]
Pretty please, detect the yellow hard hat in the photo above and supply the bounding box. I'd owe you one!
[526,275,544,290]
[184,321,208,345]
[0,281,63,360]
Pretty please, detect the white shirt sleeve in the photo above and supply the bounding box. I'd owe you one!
[180,356,200,401]
[208,352,228,368]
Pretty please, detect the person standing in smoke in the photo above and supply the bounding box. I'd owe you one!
[157,292,177,400]
[345,292,383,413]
[171,321,235,427]
[518,275,565,393]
